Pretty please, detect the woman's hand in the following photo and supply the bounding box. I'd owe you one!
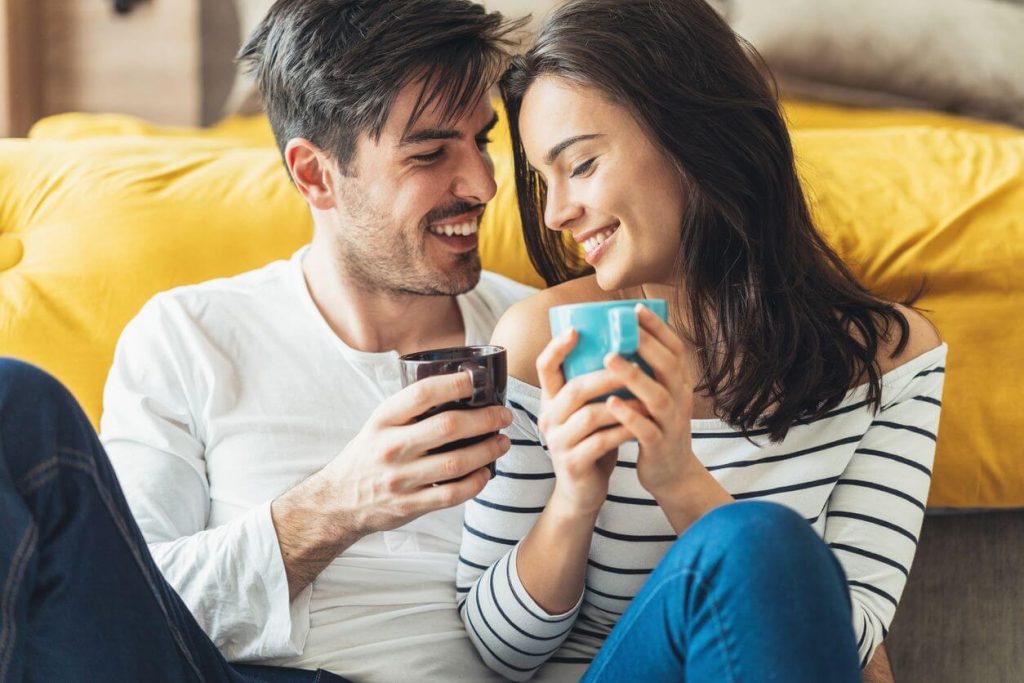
[602,304,703,502]
[536,327,635,516]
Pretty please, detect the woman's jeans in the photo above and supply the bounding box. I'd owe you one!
[583,501,863,682]
[0,359,347,682]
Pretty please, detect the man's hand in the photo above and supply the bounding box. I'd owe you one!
[271,371,513,598]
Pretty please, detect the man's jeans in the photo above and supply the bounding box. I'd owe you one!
[583,501,863,682]
[0,359,348,682]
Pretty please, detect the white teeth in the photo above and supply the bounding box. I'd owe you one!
[582,227,616,254]
[429,221,478,237]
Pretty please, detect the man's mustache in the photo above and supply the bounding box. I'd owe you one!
[424,201,486,225]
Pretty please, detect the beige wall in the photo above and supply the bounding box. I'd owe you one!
[0,0,563,136]
[483,0,561,28]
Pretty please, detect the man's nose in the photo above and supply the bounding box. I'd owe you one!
[451,148,497,205]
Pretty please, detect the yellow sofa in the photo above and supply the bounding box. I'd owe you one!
[5,102,1023,508]
[1,100,1021,683]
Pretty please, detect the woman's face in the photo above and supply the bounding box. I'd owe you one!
[519,76,686,290]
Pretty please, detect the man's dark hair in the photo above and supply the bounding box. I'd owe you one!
[238,0,524,170]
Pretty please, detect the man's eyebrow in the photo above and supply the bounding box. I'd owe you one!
[399,127,460,147]
[545,134,602,166]
[399,112,501,147]
[477,113,500,138]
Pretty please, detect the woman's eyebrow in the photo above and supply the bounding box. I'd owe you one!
[545,133,602,165]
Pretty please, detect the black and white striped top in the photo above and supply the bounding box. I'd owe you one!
[458,344,947,682]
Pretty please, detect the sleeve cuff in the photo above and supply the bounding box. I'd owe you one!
[247,500,312,658]
[506,544,583,621]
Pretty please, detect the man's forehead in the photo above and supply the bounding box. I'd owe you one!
[383,80,495,141]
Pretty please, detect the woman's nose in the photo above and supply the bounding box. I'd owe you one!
[543,183,584,231]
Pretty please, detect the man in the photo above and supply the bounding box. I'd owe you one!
[1,1,530,680]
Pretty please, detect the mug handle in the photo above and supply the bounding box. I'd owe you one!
[460,361,492,406]
[609,307,639,356]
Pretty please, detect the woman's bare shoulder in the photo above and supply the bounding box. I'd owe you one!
[875,304,944,375]
[490,276,611,385]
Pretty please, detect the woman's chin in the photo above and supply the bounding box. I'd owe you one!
[595,261,671,294]
[594,264,635,292]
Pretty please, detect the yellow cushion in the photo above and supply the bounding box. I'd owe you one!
[783,99,1023,137]
[27,110,543,293]
[29,112,278,146]
[793,127,1024,508]
[0,138,311,425]
[5,104,1023,508]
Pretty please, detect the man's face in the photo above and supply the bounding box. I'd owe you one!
[328,84,499,296]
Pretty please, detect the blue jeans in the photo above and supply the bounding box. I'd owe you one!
[583,501,863,683]
[0,359,348,682]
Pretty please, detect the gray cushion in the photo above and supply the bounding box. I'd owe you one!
[717,0,1024,126]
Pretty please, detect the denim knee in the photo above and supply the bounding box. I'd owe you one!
[0,358,77,415]
[0,357,91,476]
[693,500,810,543]
[671,501,834,580]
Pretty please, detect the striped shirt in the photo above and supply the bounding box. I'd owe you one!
[458,343,947,681]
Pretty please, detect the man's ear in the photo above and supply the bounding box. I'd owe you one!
[285,138,337,211]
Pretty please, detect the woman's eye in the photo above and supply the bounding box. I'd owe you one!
[570,157,597,178]
[475,135,492,150]
[412,149,444,163]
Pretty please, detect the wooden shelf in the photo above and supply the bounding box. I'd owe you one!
[2,0,206,136]
[1,0,42,137]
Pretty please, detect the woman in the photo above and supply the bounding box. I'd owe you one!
[457,0,945,681]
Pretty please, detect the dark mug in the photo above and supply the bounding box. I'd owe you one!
[398,345,508,478]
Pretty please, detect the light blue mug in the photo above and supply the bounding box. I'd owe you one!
[549,299,669,399]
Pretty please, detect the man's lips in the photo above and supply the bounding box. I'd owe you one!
[427,229,479,254]
[427,207,485,228]
[425,210,481,254]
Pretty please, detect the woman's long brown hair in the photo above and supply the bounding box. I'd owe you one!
[502,0,914,441]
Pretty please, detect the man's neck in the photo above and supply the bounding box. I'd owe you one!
[301,244,466,356]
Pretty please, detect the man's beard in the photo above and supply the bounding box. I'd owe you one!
[335,193,483,297]
[392,252,481,296]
